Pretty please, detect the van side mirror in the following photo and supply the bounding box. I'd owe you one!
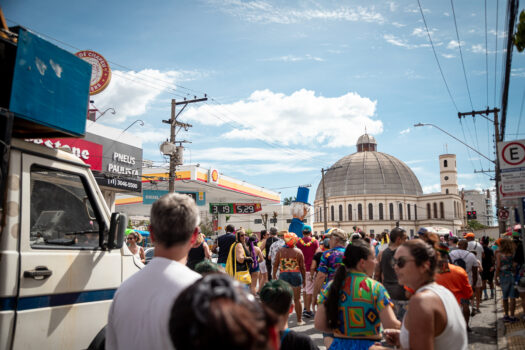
[108,212,127,249]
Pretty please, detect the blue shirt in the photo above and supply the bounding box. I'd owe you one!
[288,218,305,238]
[217,233,236,264]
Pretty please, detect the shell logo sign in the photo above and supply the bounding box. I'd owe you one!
[209,169,219,184]
[75,50,111,95]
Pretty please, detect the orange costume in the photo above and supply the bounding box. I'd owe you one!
[435,263,473,304]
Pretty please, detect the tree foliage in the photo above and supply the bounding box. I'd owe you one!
[467,219,488,230]
[283,196,296,205]
[515,10,525,52]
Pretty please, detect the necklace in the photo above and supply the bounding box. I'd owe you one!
[298,237,316,247]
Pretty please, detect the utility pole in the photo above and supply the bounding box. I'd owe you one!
[321,165,342,232]
[162,96,207,192]
[458,108,504,233]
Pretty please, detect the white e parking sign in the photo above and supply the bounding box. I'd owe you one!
[498,139,525,199]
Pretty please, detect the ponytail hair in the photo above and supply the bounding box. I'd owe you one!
[325,239,371,329]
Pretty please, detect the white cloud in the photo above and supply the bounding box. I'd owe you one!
[391,21,406,28]
[405,159,427,165]
[400,128,410,135]
[388,1,398,12]
[447,40,465,49]
[458,173,477,180]
[183,89,382,148]
[412,27,434,38]
[471,44,484,53]
[383,34,430,49]
[93,69,181,123]
[441,53,455,59]
[511,68,525,78]
[423,183,441,193]
[190,147,324,163]
[444,12,450,17]
[208,0,385,24]
[261,54,324,62]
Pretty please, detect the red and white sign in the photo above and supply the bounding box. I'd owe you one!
[498,208,509,220]
[498,139,525,200]
[26,138,103,171]
[75,50,111,95]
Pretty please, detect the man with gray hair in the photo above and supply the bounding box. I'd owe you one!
[107,193,201,350]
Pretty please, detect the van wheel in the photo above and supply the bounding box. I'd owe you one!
[88,326,105,350]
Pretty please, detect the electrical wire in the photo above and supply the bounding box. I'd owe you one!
[450,0,474,110]
[416,0,459,112]
[494,0,500,107]
[515,88,525,137]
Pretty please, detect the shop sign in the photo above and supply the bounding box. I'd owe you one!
[209,168,219,184]
[75,50,111,95]
[26,138,103,171]
[94,174,141,192]
[143,190,206,206]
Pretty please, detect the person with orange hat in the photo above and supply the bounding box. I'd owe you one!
[465,232,484,259]
[273,231,307,325]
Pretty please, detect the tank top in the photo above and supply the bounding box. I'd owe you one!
[187,243,205,270]
[399,283,467,350]
[234,243,250,272]
[380,246,406,300]
[130,245,142,260]
[500,254,514,278]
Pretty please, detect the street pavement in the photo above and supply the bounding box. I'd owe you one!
[287,294,498,350]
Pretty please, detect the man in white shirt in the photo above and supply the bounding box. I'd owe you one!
[465,232,484,259]
[106,193,201,350]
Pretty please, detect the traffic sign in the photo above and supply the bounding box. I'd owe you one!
[498,208,509,220]
[498,139,525,199]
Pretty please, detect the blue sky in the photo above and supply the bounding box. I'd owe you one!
[4,0,525,203]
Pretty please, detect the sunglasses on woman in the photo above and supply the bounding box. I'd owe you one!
[127,237,134,241]
[392,256,414,268]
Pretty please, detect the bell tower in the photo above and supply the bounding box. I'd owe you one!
[439,154,458,195]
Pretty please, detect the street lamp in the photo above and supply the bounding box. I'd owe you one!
[95,107,116,121]
[121,119,144,134]
[413,123,494,164]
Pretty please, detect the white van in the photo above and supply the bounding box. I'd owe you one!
[0,138,141,349]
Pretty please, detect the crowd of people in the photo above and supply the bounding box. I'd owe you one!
[110,192,525,350]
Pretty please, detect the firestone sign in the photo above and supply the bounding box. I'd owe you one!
[26,138,103,171]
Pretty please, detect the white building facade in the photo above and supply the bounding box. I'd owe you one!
[313,134,465,237]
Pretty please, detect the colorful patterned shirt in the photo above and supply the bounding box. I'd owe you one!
[318,271,393,338]
[317,246,346,282]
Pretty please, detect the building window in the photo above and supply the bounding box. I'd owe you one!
[348,204,352,221]
[427,203,431,219]
[368,203,373,220]
[379,203,384,220]
[444,176,449,180]
[331,205,334,221]
[454,202,457,218]
[407,204,411,220]
[389,203,394,220]
[254,219,262,224]
[440,202,444,219]
[358,204,363,220]
[433,202,438,218]
[414,204,417,220]
[446,189,449,194]
[319,207,323,222]
[339,205,343,221]
[444,159,448,167]
[399,203,403,220]
[286,219,292,223]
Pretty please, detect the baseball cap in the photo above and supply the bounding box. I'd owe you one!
[417,227,428,236]
[302,225,312,233]
[331,228,347,241]
[464,232,475,238]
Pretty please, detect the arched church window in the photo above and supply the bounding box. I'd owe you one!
[399,203,403,220]
[433,202,438,218]
[407,204,411,220]
[348,204,352,221]
[379,203,384,220]
[440,202,444,219]
[414,204,418,220]
[331,205,334,221]
[368,203,373,220]
[389,203,394,220]
[339,205,343,221]
[444,159,448,167]
[358,204,363,221]
[427,203,431,219]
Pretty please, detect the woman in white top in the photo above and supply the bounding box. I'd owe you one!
[127,231,145,264]
[371,239,467,350]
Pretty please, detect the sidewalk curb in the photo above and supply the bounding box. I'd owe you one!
[496,287,508,350]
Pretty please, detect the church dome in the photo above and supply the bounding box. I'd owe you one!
[315,134,423,199]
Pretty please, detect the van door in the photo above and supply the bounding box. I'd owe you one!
[12,154,122,349]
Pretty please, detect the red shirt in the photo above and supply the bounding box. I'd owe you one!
[435,263,473,304]
[296,236,319,270]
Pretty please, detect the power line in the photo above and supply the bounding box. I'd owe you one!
[450,0,474,110]
[494,0,500,106]
[484,0,489,107]
[416,0,459,112]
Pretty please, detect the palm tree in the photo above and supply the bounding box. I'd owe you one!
[283,196,295,205]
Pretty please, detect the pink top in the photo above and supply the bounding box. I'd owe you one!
[296,237,319,270]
